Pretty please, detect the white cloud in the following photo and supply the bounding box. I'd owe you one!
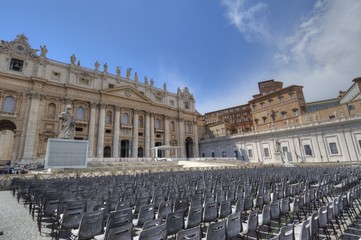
[274,0,361,102]
[221,0,269,41]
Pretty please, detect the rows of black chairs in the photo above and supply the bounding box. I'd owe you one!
[11,165,361,239]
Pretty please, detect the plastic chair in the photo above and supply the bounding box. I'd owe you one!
[226,211,242,239]
[203,202,218,226]
[176,225,201,240]
[143,218,163,230]
[166,210,185,236]
[106,222,133,240]
[278,224,294,240]
[186,205,202,229]
[258,203,271,234]
[240,210,259,239]
[157,200,172,219]
[294,218,310,240]
[205,220,226,240]
[71,210,103,240]
[133,204,155,227]
[218,199,232,219]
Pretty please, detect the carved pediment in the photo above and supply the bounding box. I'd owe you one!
[0,34,38,59]
[101,86,151,103]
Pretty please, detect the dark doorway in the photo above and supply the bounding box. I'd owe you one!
[120,140,130,157]
[185,137,193,158]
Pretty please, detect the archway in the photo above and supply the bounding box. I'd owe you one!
[103,146,111,158]
[185,137,194,158]
[0,120,16,161]
[138,147,144,157]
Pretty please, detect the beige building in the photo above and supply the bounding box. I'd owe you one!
[0,35,200,165]
[249,80,306,131]
[203,104,253,135]
[200,78,361,163]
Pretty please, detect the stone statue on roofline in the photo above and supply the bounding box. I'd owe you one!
[103,63,108,73]
[126,67,132,79]
[40,45,48,58]
[58,104,75,139]
[94,61,100,71]
[70,54,76,64]
[116,66,121,76]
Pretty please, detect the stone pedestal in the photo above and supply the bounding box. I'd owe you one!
[45,139,88,168]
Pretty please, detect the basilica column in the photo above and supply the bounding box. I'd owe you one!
[21,93,42,162]
[193,121,199,158]
[97,103,106,157]
[87,102,96,157]
[164,116,170,158]
[145,112,150,158]
[178,118,185,158]
[112,106,120,157]
[150,113,155,158]
[132,109,139,157]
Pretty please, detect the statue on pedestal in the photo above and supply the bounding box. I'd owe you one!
[40,45,48,58]
[58,105,75,139]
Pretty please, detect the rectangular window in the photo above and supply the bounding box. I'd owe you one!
[329,142,339,155]
[9,58,24,72]
[109,84,114,88]
[264,148,270,157]
[304,144,312,156]
[248,149,253,158]
[211,152,215,157]
[282,146,288,153]
[184,102,189,109]
[202,153,205,157]
[105,129,112,134]
[234,150,238,158]
[170,100,174,106]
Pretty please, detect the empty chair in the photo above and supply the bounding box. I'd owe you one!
[258,204,271,234]
[203,202,218,226]
[166,210,185,236]
[56,201,86,240]
[176,225,202,240]
[270,200,281,226]
[133,204,155,227]
[186,205,203,229]
[280,197,291,224]
[116,199,131,211]
[240,210,259,239]
[254,193,264,209]
[190,194,203,207]
[174,197,188,213]
[71,210,103,240]
[309,211,319,240]
[278,224,294,240]
[157,200,172,219]
[105,222,133,240]
[137,224,167,240]
[205,220,226,240]
[294,218,310,240]
[142,218,162,231]
[244,195,253,213]
[226,211,242,239]
[317,206,330,239]
[235,198,245,214]
[218,199,232,219]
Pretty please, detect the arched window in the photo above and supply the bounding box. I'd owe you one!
[106,111,112,124]
[75,107,84,120]
[3,96,15,113]
[155,118,161,129]
[138,116,144,128]
[122,113,129,125]
[170,121,175,132]
[48,103,56,117]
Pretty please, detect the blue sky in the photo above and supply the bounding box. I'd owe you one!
[1,0,360,114]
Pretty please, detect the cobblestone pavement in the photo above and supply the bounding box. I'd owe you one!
[0,190,51,240]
